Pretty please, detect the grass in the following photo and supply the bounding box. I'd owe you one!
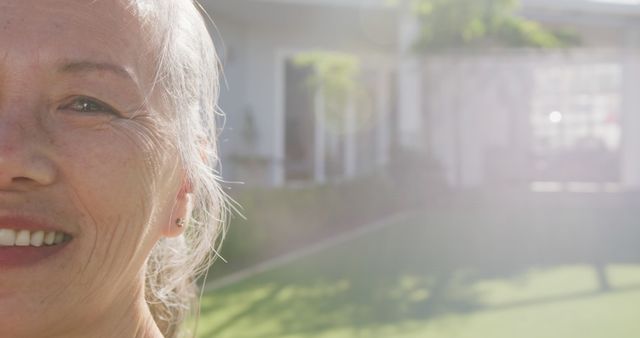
[197,197,640,338]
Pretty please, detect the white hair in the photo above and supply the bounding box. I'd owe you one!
[126,1,226,337]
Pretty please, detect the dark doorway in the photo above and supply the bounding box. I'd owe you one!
[284,60,315,181]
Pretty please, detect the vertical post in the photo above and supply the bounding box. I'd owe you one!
[314,86,327,183]
[345,94,357,178]
[620,30,640,190]
[273,52,285,186]
[377,67,391,167]
[397,0,423,148]
[452,73,462,187]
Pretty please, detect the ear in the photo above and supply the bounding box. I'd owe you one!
[162,179,193,238]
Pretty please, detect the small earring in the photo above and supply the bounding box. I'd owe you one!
[176,218,186,228]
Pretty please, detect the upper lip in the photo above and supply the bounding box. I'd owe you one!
[0,215,69,234]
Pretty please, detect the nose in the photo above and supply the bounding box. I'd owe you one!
[0,118,56,189]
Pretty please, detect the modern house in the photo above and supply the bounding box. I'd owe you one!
[202,0,640,191]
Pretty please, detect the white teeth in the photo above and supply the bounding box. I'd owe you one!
[44,231,55,245]
[30,231,44,247]
[0,229,68,247]
[15,230,30,246]
[0,229,16,246]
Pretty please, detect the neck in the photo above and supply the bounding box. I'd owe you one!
[95,294,165,338]
[130,310,165,338]
[51,284,165,338]
[119,299,165,338]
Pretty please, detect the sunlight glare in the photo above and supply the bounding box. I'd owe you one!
[549,111,563,123]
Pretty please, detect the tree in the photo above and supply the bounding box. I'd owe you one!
[292,52,361,133]
[397,0,580,52]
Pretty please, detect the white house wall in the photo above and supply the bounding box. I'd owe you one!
[209,0,640,189]
[211,3,398,185]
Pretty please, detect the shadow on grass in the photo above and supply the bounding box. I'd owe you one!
[199,193,640,338]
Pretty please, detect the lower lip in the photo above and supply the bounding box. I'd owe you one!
[0,243,69,268]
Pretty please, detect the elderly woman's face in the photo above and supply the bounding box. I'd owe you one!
[0,0,183,336]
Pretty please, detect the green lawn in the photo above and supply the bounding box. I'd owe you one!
[197,203,640,338]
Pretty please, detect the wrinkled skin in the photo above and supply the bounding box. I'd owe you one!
[0,0,186,337]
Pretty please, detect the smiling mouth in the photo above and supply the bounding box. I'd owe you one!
[0,229,71,247]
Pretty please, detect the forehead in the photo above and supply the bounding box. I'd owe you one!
[0,0,154,83]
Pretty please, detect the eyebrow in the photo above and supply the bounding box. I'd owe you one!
[58,60,135,82]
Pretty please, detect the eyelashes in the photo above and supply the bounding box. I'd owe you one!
[59,96,120,117]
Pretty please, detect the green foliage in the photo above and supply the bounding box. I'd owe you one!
[291,52,378,135]
[292,51,360,106]
[406,0,581,52]
[292,52,362,133]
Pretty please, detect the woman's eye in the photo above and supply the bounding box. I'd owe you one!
[62,97,117,115]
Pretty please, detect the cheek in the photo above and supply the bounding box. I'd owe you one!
[52,114,173,218]
[51,122,168,282]
[60,129,153,228]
